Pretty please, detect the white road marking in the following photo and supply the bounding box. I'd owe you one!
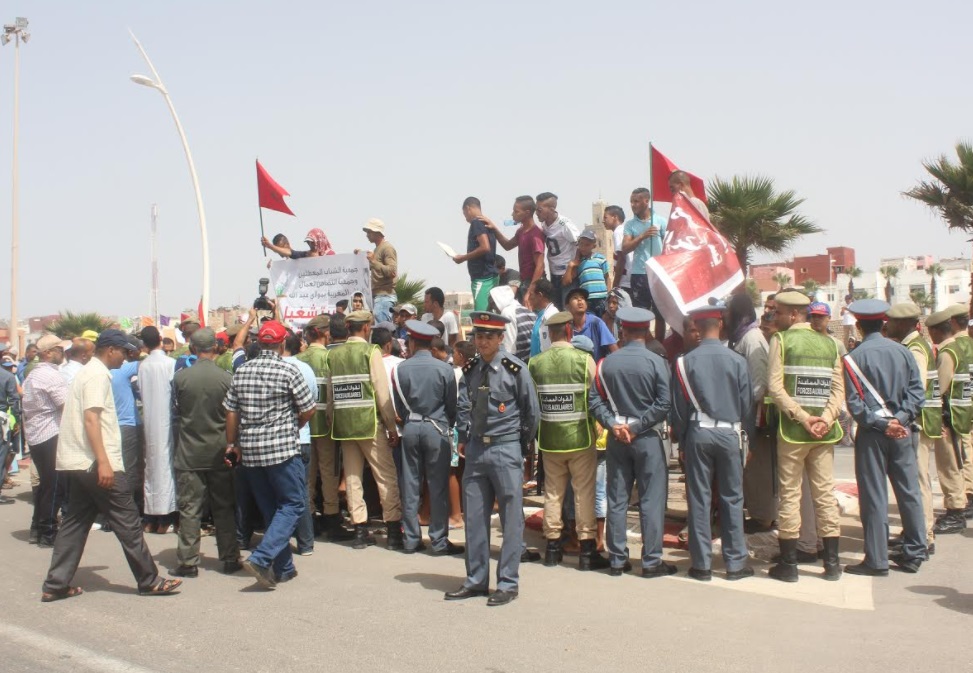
[0,621,164,673]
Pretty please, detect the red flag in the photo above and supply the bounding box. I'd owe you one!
[645,193,743,334]
[198,297,205,328]
[256,160,295,216]
[651,145,706,202]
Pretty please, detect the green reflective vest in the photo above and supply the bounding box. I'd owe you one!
[215,351,233,373]
[904,333,943,438]
[775,328,843,444]
[327,340,378,441]
[297,344,331,438]
[941,335,973,435]
[528,346,593,452]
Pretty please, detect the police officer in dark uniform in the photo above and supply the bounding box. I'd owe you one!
[445,312,539,607]
[392,320,463,555]
[671,304,755,581]
[841,299,927,575]
[589,306,674,577]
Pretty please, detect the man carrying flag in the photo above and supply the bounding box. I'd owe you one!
[621,188,668,338]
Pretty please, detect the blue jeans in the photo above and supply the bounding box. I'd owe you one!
[245,456,306,577]
[373,293,396,323]
[295,444,314,554]
[563,452,607,520]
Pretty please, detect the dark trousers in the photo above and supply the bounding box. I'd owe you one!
[246,457,305,577]
[401,423,451,551]
[120,425,145,515]
[42,469,160,593]
[176,468,239,566]
[606,433,668,569]
[235,467,261,548]
[631,274,667,340]
[30,435,60,542]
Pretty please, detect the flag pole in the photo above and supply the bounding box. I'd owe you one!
[648,141,655,224]
[257,158,267,257]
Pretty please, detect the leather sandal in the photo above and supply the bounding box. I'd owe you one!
[41,586,83,603]
[139,578,183,596]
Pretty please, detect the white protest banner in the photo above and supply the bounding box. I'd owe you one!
[270,253,372,327]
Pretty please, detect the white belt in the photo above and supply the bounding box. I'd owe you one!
[693,412,741,431]
[615,415,638,425]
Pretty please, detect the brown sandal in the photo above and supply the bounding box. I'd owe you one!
[139,577,182,596]
[41,586,83,603]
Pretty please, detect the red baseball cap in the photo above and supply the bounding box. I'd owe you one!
[215,331,229,345]
[257,320,287,344]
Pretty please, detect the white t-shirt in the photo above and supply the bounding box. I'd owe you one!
[543,216,580,275]
[421,311,459,338]
[841,306,856,326]
[612,227,634,289]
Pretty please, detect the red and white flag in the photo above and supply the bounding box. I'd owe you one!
[651,145,706,202]
[645,193,743,334]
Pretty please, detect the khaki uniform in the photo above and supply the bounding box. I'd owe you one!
[768,324,844,539]
[904,332,938,538]
[934,335,971,510]
[326,336,401,524]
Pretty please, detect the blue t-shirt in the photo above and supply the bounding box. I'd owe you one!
[284,355,318,445]
[466,218,497,280]
[111,360,141,427]
[574,314,617,361]
[623,213,668,276]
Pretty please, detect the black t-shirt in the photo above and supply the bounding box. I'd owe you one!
[466,218,497,280]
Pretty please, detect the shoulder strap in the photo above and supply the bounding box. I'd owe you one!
[595,358,619,417]
[391,364,412,415]
[842,354,890,415]
[675,356,702,413]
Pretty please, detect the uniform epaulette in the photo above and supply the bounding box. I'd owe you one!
[501,356,522,374]
[462,354,480,374]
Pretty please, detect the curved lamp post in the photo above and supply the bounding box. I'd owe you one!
[129,31,209,321]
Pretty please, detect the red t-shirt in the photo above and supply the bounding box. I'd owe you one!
[515,225,546,284]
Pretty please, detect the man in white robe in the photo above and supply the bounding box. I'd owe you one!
[139,327,177,533]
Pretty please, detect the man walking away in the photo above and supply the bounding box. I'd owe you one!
[225,321,315,589]
[41,330,181,601]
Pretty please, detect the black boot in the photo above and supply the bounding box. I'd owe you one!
[323,514,355,542]
[769,538,799,582]
[386,521,404,550]
[933,509,966,535]
[543,540,562,567]
[352,524,376,550]
[578,539,610,571]
[822,536,841,581]
[965,495,973,520]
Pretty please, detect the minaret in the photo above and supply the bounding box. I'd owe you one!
[590,197,614,275]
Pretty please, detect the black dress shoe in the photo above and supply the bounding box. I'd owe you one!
[28,530,39,545]
[223,560,243,574]
[402,542,427,554]
[688,567,712,582]
[844,562,888,577]
[487,589,519,607]
[171,565,198,578]
[0,495,14,505]
[641,561,678,578]
[444,586,489,601]
[608,561,632,577]
[889,553,921,574]
[430,542,464,556]
[726,566,755,581]
[520,549,541,563]
[37,538,56,549]
[928,542,935,556]
[933,510,966,535]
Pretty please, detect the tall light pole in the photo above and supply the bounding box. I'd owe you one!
[3,17,29,354]
[150,204,159,326]
[128,30,209,321]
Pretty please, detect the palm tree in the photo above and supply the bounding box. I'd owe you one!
[395,273,426,307]
[707,176,822,270]
[879,265,899,303]
[771,272,791,291]
[926,263,944,312]
[802,279,820,298]
[48,311,113,339]
[904,142,973,234]
[846,266,862,297]
[744,279,761,307]
[909,287,933,313]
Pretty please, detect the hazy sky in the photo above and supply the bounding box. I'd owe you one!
[0,0,970,319]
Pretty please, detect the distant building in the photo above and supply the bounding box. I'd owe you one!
[748,264,795,293]
[444,291,473,312]
[793,246,855,286]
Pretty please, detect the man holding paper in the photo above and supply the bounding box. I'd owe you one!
[451,196,499,311]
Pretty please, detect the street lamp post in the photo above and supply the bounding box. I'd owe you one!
[129,31,209,321]
[2,17,29,354]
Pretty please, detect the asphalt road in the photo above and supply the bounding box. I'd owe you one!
[1,456,971,673]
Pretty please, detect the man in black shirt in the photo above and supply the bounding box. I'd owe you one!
[452,196,498,311]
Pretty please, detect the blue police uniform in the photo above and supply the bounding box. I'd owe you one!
[588,307,672,574]
[842,300,927,573]
[454,314,539,599]
[671,306,754,577]
[392,321,459,553]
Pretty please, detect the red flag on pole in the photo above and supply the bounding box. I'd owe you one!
[651,145,706,202]
[256,160,295,216]
[197,297,206,327]
[645,193,743,334]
